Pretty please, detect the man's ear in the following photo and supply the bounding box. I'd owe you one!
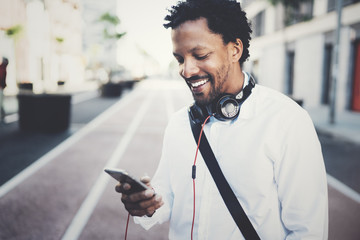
[232,38,243,63]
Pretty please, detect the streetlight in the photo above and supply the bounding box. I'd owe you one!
[330,0,343,124]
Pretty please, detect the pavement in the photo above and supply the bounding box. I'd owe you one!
[0,78,359,239]
[307,105,360,145]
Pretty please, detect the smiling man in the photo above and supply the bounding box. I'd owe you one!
[172,17,244,106]
[115,0,328,239]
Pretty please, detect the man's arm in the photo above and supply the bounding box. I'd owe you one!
[274,111,328,239]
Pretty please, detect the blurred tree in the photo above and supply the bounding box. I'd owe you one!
[268,0,313,26]
[98,12,126,40]
[268,0,308,6]
[5,25,23,40]
[96,12,127,82]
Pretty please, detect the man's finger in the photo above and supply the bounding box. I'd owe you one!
[128,189,155,202]
[140,175,151,184]
[115,182,131,193]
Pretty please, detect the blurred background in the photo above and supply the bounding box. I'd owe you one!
[0,0,359,120]
[0,0,359,239]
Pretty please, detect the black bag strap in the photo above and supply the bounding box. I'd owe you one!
[188,112,260,240]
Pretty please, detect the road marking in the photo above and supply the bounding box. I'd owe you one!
[0,89,141,199]
[61,91,153,240]
[327,174,360,204]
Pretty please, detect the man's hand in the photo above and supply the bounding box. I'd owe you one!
[115,176,164,217]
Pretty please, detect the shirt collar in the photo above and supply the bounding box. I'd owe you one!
[235,71,256,121]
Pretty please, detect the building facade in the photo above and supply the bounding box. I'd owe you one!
[0,0,84,94]
[242,0,360,113]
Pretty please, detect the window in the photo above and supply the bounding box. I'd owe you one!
[321,44,333,105]
[327,0,360,12]
[252,10,265,37]
[285,51,295,95]
[284,0,314,26]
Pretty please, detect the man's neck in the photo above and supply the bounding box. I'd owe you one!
[227,65,244,96]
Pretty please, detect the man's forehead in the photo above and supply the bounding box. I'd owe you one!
[172,45,210,56]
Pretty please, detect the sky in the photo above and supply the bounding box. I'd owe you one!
[116,0,179,74]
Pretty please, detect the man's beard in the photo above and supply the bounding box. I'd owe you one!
[193,64,230,107]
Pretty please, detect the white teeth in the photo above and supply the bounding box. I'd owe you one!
[190,79,209,88]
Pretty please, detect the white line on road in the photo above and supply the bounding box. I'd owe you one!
[61,91,154,240]
[327,174,360,204]
[0,89,140,199]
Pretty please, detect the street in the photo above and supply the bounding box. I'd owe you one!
[0,78,359,239]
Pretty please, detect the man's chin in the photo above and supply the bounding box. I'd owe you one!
[193,94,212,106]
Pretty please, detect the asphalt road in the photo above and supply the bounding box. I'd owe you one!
[0,91,121,186]
[318,132,360,194]
[0,79,359,239]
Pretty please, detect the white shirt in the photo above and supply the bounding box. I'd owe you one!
[135,82,328,240]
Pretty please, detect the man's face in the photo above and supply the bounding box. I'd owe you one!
[171,18,234,106]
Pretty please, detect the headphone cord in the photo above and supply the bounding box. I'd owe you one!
[191,115,212,240]
[125,114,211,240]
[124,212,130,240]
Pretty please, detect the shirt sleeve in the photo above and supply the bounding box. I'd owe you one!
[274,110,328,239]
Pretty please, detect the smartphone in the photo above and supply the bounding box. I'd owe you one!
[104,168,150,194]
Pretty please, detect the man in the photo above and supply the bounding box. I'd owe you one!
[116,0,328,239]
[0,56,8,123]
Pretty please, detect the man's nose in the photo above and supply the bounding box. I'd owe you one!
[180,59,199,79]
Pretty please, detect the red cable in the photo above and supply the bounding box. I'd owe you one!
[191,115,211,240]
[191,179,196,240]
[123,115,211,240]
[125,213,130,240]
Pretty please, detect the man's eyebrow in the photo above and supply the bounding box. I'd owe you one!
[189,46,208,52]
[172,46,209,57]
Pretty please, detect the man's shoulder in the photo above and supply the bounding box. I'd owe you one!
[253,84,309,119]
[255,85,300,107]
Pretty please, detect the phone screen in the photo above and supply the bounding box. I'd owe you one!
[104,168,150,194]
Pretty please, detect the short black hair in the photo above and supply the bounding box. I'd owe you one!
[164,0,252,64]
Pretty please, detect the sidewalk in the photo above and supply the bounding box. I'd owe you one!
[306,105,360,145]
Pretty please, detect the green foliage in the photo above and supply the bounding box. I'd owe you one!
[5,25,23,38]
[268,0,308,7]
[55,37,65,43]
[103,28,126,40]
[98,12,126,40]
[99,12,120,26]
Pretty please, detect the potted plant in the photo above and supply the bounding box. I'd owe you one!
[16,35,72,133]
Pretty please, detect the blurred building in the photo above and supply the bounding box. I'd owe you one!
[0,0,84,94]
[242,0,360,113]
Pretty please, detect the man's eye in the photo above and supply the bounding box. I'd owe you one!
[195,54,209,60]
[175,57,184,64]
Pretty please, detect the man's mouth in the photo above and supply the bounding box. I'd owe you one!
[187,77,210,93]
[189,78,209,88]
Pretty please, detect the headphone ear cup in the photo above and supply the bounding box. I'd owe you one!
[189,104,209,124]
[214,95,240,121]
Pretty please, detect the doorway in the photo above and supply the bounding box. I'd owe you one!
[352,40,360,112]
